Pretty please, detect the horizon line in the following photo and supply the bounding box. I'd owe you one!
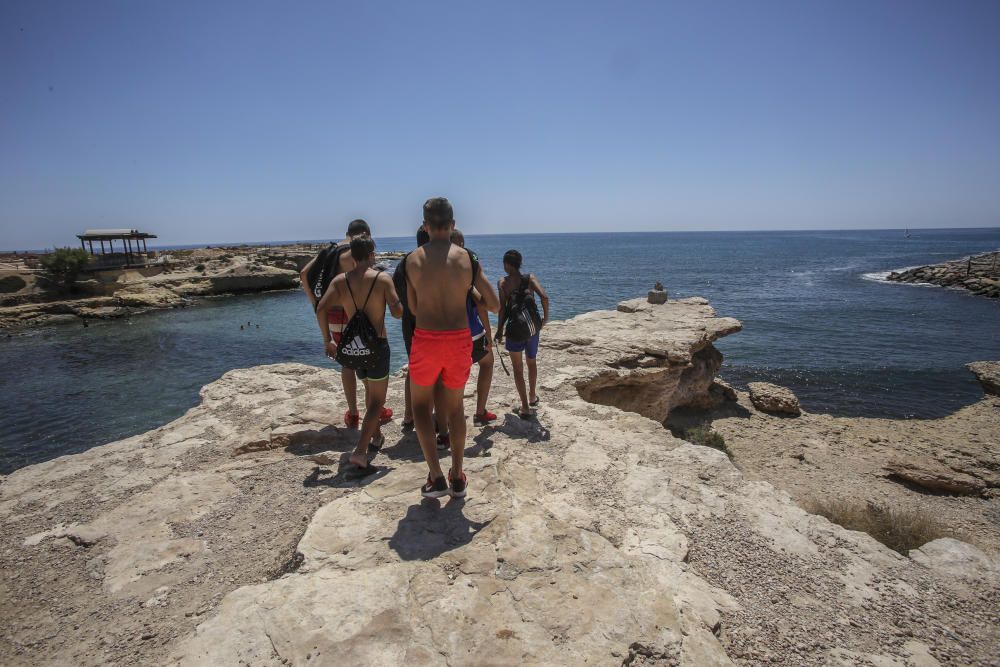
[5,224,999,253]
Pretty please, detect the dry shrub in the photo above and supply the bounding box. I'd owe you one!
[806,498,946,554]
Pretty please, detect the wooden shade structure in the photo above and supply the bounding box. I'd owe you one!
[77,229,158,268]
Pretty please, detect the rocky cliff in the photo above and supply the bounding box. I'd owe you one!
[1,298,997,666]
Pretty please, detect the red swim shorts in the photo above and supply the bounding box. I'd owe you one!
[328,306,348,345]
[409,328,473,389]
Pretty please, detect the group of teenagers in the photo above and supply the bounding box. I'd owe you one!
[300,197,550,499]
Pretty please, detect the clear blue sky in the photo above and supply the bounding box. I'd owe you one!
[2,0,999,248]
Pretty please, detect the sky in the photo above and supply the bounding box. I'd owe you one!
[1,1,999,249]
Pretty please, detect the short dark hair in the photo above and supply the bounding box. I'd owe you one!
[450,229,464,246]
[347,219,370,237]
[416,227,430,246]
[423,197,454,230]
[503,249,522,270]
[350,235,375,262]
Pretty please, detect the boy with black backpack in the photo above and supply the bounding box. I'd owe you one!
[316,235,403,468]
[496,249,550,420]
[300,219,392,428]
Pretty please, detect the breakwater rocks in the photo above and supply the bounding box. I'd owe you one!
[886,251,1000,298]
[0,244,406,328]
[2,298,998,665]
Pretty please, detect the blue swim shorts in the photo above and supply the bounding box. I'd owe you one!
[505,333,540,359]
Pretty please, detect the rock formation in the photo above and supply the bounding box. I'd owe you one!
[747,382,801,416]
[967,361,1000,396]
[886,251,1000,298]
[0,245,403,328]
[2,298,997,666]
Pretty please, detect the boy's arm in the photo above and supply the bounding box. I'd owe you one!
[406,258,418,319]
[316,279,340,357]
[531,275,550,326]
[474,265,500,314]
[476,299,492,344]
[495,279,507,342]
[383,273,403,319]
[300,257,317,308]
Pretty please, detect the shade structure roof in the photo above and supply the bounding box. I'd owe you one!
[77,229,158,240]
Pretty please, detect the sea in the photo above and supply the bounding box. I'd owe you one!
[1,228,998,475]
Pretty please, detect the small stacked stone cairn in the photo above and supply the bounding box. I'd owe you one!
[647,282,668,304]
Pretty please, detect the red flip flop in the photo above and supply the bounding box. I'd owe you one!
[379,407,393,424]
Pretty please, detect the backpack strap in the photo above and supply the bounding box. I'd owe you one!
[360,269,382,310]
[344,271,359,311]
[465,248,480,287]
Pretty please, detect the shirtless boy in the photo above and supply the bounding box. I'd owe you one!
[405,198,499,498]
[316,235,403,468]
[301,219,392,427]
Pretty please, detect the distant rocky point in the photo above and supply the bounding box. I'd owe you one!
[0,243,405,328]
[886,251,1000,298]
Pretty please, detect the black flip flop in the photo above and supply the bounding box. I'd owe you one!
[529,397,540,407]
[517,409,533,420]
[401,420,415,431]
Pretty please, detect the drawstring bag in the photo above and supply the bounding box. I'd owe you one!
[335,270,382,371]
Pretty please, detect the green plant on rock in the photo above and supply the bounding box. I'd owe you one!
[40,247,91,293]
[684,425,730,457]
[0,275,27,293]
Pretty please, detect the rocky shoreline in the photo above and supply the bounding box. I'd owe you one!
[886,251,1000,298]
[0,244,406,329]
[1,297,997,665]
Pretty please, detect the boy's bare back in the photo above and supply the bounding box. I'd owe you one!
[406,239,475,331]
[333,269,393,337]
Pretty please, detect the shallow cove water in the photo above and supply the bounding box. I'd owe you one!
[1,228,998,474]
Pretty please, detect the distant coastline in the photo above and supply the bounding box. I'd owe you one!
[0,243,404,329]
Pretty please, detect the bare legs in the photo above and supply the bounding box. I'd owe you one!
[510,351,529,415]
[403,369,413,424]
[342,367,358,417]
[475,348,494,417]
[348,378,386,467]
[526,356,538,404]
[412,379,465,481]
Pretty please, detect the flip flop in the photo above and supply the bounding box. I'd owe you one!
[529,397,540,407]
[366,433,384,460]
[517,409,533,420]
[379,407,394,424]
[401,420,415,431]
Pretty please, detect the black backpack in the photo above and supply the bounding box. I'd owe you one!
[503,274,542,343]
[335,270,383,371]
[306,243,349,308]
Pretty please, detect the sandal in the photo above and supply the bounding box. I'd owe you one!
[517,408,533,420]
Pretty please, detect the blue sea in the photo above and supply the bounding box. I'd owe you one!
[1,228,998,474]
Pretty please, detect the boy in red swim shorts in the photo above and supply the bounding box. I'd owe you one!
[404,197,499,499]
